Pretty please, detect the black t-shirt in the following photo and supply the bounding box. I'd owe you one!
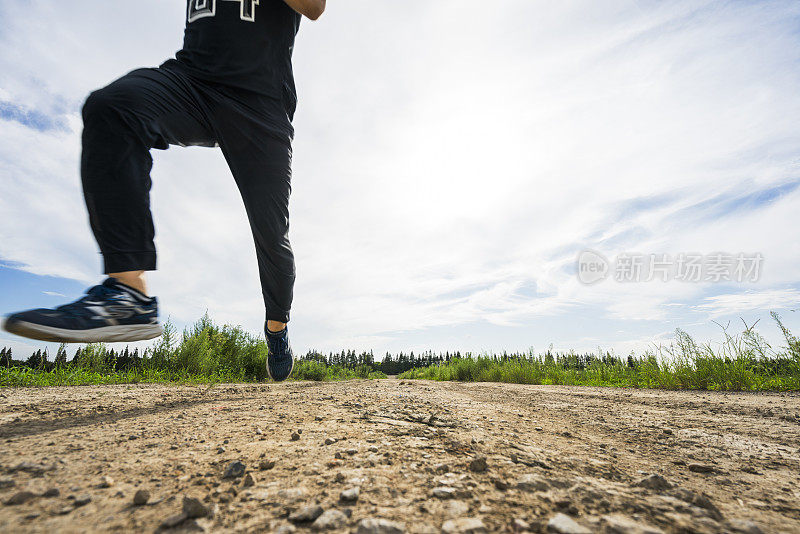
[166,0,301,108]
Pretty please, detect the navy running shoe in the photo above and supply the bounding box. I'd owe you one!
[265,324,294,382]
[2,277,162,343]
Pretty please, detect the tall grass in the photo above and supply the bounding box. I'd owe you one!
[0,313,385,387]
[400,315,800,391]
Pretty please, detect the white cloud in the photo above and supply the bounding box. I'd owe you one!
[1,0,799,354]
[694,289,800,318]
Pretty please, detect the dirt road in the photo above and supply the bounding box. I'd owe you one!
[1,380,799,533]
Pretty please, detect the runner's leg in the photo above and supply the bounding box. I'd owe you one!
[81,67,216,278]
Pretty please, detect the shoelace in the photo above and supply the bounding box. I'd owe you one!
[55,284,119,317]
[268,331,289,358]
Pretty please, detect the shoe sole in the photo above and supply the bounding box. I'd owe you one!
[1,318,163,343]
[266,355,295,382]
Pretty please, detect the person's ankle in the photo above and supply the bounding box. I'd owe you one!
[267,320,286,333]
[109,271,148,296]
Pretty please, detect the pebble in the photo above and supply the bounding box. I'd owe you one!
[445,500,470,518]
[433,487,456,499]
[288,504,324,523]
[259,459,276,470]
[635,474,672,491]
[217,446,226,454]
[346,448,358,455]
[160,513,188,529]
[511,518,530,532]
[183,496,211,518]
[432,463,450,474]
[74,494,92,507]
[324,437,336,445]
[340,487,360,502]
[243,473,256,488]
[728,519,764,534]
[42,487,60,498]
[5,491,37,505]
[441,517,488,534]
[546,513,590,534]
[356,518,406,534]
[516,474,549,492]
[222,460,246,479]
[687,463,715,473]
[468,456,488,473]
[134,489,150,506]
[600,514,664,534]
[99,476,114,488]
[311,509,348,530]
[291,432,301,441]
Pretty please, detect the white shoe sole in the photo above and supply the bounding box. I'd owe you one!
[2,318,163,343]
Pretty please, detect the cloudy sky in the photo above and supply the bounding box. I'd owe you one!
[1,0,799,359]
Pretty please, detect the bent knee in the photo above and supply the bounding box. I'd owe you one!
[82,88,117,123]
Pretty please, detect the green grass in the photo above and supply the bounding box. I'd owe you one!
[3,312,797,391]
[399,314,800,391]
[1,312,386,388]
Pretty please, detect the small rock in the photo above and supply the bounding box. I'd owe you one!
[635,474,672,492]
[243,473,256,488]
[315,415,324,421]
[259,459,276,470]
[662,428,674,435]
[601,514,664,534]
[516,474,549,492]
[42,488,60,498]
[312,509,348,530]
[547,513,590,534]
[222,460,246,479]
[340,487,360,502]
[291,432,301,441]
[492,478,508,491]
[217,446,226,454]
[5,491,37,505]
[432,463,449,474]
[445,500,470,518]
[297,429,303,434]
[276,525,297,534]
[356,518,406,534]
[57,506,73,515]
[183,496,210,518]
[134,489,150,506]
[160,512,188,529]
[468,456,487,473]
[433,487,456,499]
[255,427,264,435]
[728,519,764,534]
[511,518,530,532]
[99,476,114,488]
[288,504,324,523]
[345,448,358,455]
[324,437,336,445]
[441,517,488,534]
[687,463,715,474]
[74,494,92,507]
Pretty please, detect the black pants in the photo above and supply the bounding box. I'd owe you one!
[81,65,295,323]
